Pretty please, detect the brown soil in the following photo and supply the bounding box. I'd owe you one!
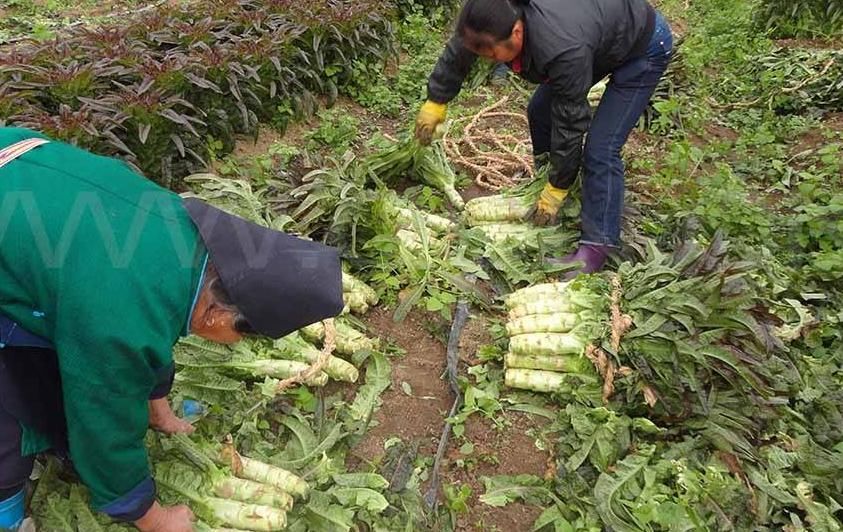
[774,37,843,50]
[459,314,496,364]
[229,127,285,161]
[448,412,551,532]
[350,307,453,463]
[460,183,496,202]
[826,112,843,132]
[790,112,843,158]
[347,307,549,531]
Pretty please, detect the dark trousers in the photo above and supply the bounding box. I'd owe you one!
[528,11,673,246]
[0,406,32,500]
[0,346,65,500]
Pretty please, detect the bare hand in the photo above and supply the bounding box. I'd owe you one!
[148,398,194,435]
[135,502,195,532]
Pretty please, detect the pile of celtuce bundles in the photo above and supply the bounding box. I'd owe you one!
[156,434,309,531]
[502,277,609,396]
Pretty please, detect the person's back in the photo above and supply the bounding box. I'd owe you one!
[522,0,654,80]
[0,127,203,354]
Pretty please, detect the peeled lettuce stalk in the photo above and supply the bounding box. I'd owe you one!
[509,332,587,357]
[506,312,593,336]
[505,368,574,393]
[465,194,532,225]
[504,282,573,308]
[504,352,593,374]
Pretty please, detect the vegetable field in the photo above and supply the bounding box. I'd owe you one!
[2,0,842,530]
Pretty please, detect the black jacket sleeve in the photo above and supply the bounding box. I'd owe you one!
[545,46,594,189]
[426,35,478,104]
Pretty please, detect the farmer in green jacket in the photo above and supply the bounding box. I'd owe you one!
[0,127,344,531]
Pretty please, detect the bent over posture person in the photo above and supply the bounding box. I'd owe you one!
[416,0,673,275]
[0,127,345,531]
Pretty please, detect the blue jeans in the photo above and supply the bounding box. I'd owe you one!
[528,12,673,247]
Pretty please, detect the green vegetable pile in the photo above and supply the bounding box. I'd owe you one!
[482,234,843,531]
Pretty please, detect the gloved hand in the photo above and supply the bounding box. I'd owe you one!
[529,182,568,226]
[414,100,447,145]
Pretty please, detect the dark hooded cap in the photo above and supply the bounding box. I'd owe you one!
[183,198,344,338]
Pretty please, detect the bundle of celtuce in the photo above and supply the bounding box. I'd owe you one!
[502,234,791,430]
[614,234,788,423]
[463,167,548,226]
[156,434,309,531]
[300,317,379,356]
[363,136,464,209]
[175,336,330,387]
[275,331,359,383]
[366,190,454,257]
[174,328,367,391]
[503,278,609,395]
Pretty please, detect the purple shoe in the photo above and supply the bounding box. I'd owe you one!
[548,243,611,280]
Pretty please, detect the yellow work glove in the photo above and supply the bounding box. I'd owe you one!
[530,182,569,226]
[414,100,447,145]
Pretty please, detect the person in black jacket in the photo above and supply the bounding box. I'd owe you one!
[416,0,673,275]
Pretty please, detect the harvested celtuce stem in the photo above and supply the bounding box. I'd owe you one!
[275,332,358,383]
[396,229,423,252]
[341,272,378,306]
[232,455,309,498]
[300,320,378,355]
[212,478,293,511]
[221,359,329,387]
[474,222,533,243]
[413,141,465,210]
[395,228,445,254]
[504,282,573,308]
[465,195,531,225]
[396,207,455,234]
[504,352,593,374]
[173,339,330,386]
[505,368,573,393]
[343,290,370,315]
[509,332,586,357]
[506,312,585,336]
[206,498,287,532]
[507,297,592,319]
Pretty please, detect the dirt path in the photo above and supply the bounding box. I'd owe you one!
[351,308,453,466]
[346,307,549,531]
